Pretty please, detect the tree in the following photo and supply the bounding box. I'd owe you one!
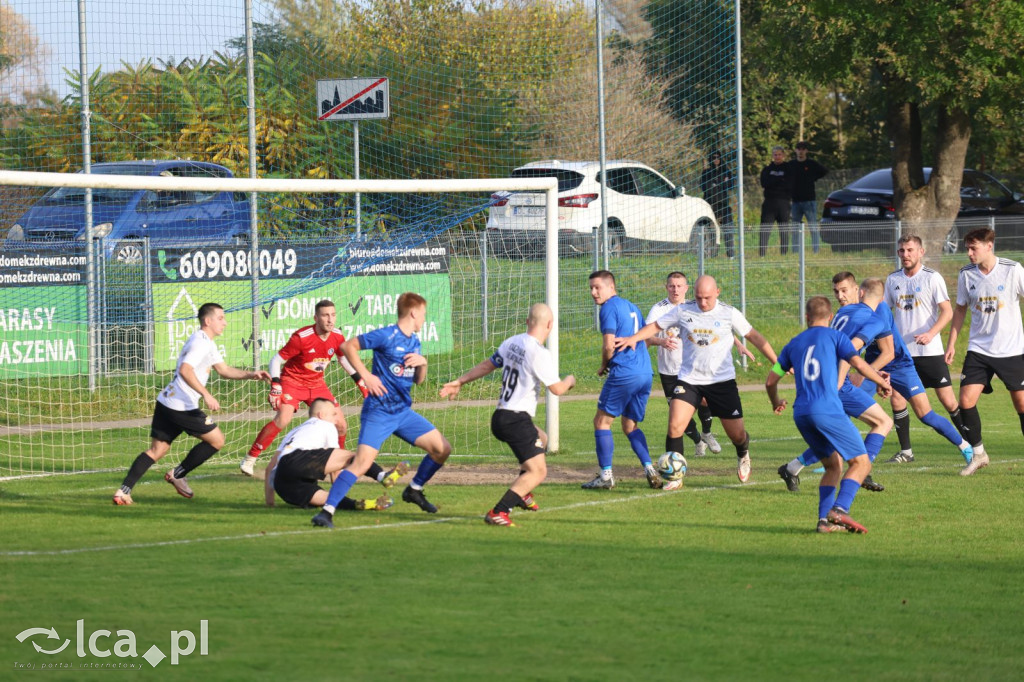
[760,0,1024,254]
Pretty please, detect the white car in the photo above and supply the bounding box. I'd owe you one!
[486,160,718,257]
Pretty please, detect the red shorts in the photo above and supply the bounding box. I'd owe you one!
[278,380,338,411]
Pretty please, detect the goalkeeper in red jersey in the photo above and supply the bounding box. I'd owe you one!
[240,300,405,487]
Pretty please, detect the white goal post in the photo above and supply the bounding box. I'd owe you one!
[0,169,564,459]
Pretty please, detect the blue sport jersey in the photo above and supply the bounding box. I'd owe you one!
[357,324,421,414]
[600,295,651,375]
[864,304,915,370]
[778,326,860,417]
[831,302,887,347]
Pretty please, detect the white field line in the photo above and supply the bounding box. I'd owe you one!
[3,457,1020,558]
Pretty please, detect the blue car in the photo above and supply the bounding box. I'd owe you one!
[5,160,251,263]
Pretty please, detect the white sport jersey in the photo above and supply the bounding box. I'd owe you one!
[157,330,224,411]
[656,300,752,385]
[885,266,950,357]
[956,258,1024,357]
[646,297,684,376]
[489,332,561,417]
[277,418,340,460]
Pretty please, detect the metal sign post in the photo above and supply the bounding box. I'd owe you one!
[316,77,390,240]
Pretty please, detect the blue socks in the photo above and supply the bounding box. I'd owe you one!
[863,432,885,462]
[799,449,820,467]
[412,456,443,487]
[920,410,963,446]
[595,429,614,469]
[325,469,358,511]
[818,485,836,520]
[834,478,862,513]
[627,429,652,467]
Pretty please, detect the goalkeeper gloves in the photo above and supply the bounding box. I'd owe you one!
[351,373,369,399]
[268,379,283,409]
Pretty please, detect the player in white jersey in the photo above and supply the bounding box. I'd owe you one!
[616,275,778,483]
[647,272,723,458]
[884,235,967,462]
[112,303,270,505]
[263,399,392,511]
[945,227,1024,475]
[441,303,576,527]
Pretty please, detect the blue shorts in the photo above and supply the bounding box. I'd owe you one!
[358,407,436,451]
[839,380,876,417]
[794,413,868,462]
[597,371,651,423]
[861,364,925,400]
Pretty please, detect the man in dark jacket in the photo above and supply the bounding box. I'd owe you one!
[759,146,794,257]
[789,141,829,254]
[700,150,735,258]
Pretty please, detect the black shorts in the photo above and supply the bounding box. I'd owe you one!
[961,351,1024,392]
[273,448,333,507]
[671,379,743,419]
[150,401,217,444]
[490,410,544,464]
[912,355,954,390]
[658,373,677,399]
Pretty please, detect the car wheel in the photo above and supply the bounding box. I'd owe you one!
[607,224,627,257]
[943,224,959,254]
[687,219,716,258]
[113,240,144,264]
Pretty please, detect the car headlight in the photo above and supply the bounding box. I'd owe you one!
[78,222,113,239]
[7,224,23,240]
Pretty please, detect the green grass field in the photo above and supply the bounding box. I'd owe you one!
[3,385,1023,681]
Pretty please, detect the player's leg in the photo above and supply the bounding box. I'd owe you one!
[487,412,546,526]
[114,437,173,505]
[666,387,698,457]
[165,423,225,499]
[399,411,451,513]
[889,389,914,462]
[586,407,619,489]
[620,374,659,486]
[661,373,703,452]
[956,352,996,475]
[704,380,751,482]
[697,400,721,453]
[818,417,873,533]
[318,448,393,511]
[312,442,381,528]
[792,415,841,531]
[242,400,298,475]
[915,354,966,438]
[905,389,973,461]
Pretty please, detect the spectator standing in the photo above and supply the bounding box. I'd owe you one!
[788,141,828,254]
[700,150,736,259]
[759,146,794,257]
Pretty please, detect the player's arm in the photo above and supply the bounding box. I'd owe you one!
[849,355,891,397]
[868,334,895,371]
[743,328,777,363]
[342,336,386,396]
[613,320,663,352]
[765,361,787,414]
[598,332,616,376]
[264,453,279,507]
[440,358,498,399]
[917,300,953,346]
[177,362,218,410]
[402,353,428,385]
[945,303,968,364]
[338,354,369,398]
[213,362,271,383]
[547,374,576,396]
[733,335,755,361]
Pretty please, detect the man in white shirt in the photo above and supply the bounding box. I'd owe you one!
[112,303,270,505]
[264,399,392,511]
[440,303,576,527]
[616,275,778,484]
[646,271,722,457]
[945,227,1024,475]
[884,235,967,462]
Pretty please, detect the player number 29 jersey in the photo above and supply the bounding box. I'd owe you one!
[489,332,561,417]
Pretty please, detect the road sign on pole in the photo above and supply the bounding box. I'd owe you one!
[317,77,390,121]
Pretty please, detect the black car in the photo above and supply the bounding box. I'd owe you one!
[819,168,1024,252]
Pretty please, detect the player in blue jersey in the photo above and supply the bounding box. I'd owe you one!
[776,272,893,493]
[767,296,893,533]
[858,277,974,464]
[311,292,452,528]
[582,270,659,490]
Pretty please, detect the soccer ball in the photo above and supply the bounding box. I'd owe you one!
[657,451,687,482]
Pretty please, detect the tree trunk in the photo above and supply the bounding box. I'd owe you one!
[887,99,971,260]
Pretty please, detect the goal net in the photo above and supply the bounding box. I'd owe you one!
[0,169,566,477]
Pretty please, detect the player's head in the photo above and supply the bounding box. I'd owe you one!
[964,227,996,264]
[309,398,336,422]
[665,271,688,303]
[897,234,925,271]
[397,292,427,331]
[831,271,858,306]
[859,277,885,306]
[527,303,554,341]
[805,296,832,326]
[314,300,336,334]
[693,275,719,312]
[197,303,226,337]
[588,270,616,305]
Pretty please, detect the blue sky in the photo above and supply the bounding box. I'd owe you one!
[9,0,264,97]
